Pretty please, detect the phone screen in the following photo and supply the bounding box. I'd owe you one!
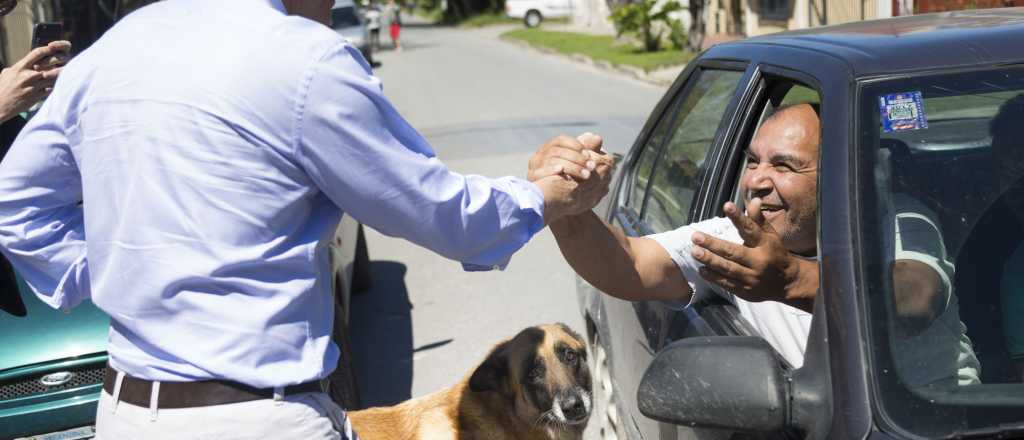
[31,22,63,49]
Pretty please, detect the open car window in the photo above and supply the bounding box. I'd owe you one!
[641,69,744,231]
[860,65,1024,438]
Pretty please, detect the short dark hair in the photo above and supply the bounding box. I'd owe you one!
[765,102,821,124]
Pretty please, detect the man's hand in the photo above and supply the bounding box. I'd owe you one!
[528,134,602,183]
[690,198,818,312]
[0,40,71,123]
[531,133,614,224]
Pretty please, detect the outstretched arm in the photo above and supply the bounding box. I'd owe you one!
[297,44,610,270]
[551,211,691,302]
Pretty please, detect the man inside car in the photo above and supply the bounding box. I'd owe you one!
[556,103,980,386]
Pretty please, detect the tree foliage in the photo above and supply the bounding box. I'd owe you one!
[609,0,683,52]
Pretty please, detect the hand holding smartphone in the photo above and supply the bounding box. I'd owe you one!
[30,22,70,68]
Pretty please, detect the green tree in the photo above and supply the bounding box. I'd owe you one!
[610,0,682,52]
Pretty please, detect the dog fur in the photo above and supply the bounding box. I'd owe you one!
[348,323,593,440]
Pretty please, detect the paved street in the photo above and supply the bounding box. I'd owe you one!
[346,20,665,433]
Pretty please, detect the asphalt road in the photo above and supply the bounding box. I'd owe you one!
[346,20,665,434]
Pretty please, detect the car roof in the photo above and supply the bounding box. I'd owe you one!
[719,8,1024,78]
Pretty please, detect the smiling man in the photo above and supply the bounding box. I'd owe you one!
[553,103,980,382]
[553,104,821,366]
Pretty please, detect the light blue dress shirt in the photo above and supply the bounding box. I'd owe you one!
[0,0,545,388]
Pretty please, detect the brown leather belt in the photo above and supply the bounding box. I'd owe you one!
[102,366,323,409]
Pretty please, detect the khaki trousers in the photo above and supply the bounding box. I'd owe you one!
[94,389,358,439]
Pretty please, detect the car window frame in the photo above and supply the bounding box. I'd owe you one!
[613,60,760,351]
[693,64,828,362]
[640,68,749,232]
[613,59,752,236]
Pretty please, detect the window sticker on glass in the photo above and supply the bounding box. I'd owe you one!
[879,91,928,133]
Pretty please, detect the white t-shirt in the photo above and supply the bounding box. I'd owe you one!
[365,9,381,30]
[647,199,981,386]
[647,217,813,368]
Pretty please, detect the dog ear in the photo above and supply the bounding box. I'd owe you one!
[469,341,510,393]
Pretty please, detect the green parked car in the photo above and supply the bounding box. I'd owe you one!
[0,262,108,440]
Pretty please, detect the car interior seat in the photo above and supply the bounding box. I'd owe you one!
[953,195,1021,383]
[883,137,1020,383]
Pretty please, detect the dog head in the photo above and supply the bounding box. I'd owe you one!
[469,323,593,435]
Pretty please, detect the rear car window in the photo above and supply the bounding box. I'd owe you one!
[859,65,1024,438]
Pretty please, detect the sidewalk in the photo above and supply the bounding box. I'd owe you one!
[498,30,686,88]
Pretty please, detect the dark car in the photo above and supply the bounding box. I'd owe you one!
[579,9,1024,440]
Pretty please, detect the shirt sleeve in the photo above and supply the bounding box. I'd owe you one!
[892,194,954,308]
[0,88,90,311]
[644,217,737,309]
[294,43,545,271]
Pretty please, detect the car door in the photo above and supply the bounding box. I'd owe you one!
[601,62,751,440]
[656,68,822,440]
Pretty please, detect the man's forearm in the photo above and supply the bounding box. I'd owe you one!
[550,211,688,301]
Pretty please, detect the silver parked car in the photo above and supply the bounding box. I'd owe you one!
[331,0,375,66]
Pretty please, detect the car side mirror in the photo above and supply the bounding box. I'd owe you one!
[637,336,789,432]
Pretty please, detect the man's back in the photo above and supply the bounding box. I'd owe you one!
[16,0,358,387]
[1,0,559,389]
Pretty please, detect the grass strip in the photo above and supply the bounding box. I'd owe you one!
[501,28,693,72]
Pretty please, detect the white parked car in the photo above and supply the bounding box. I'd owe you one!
[505,0,572,27]
[331,0,374,65]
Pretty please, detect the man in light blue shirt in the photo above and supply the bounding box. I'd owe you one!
[0,0,612,438]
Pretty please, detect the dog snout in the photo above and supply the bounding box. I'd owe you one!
[561,394,588,422]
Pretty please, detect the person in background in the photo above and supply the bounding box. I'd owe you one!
[365,1,381,51]
[385,0,401,51]
[0,0,71,151]
[0,0,72,326]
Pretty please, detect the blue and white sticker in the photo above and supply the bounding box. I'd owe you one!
[879,91,928,133]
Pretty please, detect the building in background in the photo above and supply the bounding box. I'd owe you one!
[575,0,1023,49]
[705,0,1023,41]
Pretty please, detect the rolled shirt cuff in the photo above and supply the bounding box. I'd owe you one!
[460,177,545,272]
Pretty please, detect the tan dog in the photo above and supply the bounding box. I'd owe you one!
[349,324,593,440]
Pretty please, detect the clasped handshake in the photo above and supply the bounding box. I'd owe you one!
[527,133,614,224]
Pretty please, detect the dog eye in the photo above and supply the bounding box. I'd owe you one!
[528,366,544,381]
[564,350,577,364]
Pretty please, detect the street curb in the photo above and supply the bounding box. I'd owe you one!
[499,36,679,88]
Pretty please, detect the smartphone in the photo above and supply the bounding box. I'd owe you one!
[31,22,63,49]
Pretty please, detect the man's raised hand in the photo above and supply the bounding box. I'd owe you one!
[690,199,817,311]
[528,134,600,183]
[531,133,614,224]
[0,40,71,122]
